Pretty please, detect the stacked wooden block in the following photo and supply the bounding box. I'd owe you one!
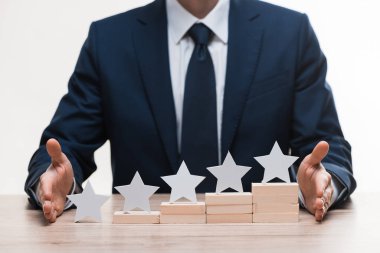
[205,192,253,223]
[113,211,160,224]
[159,202,206,224]
[252,183,299,223]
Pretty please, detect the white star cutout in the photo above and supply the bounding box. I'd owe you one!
[161,161,205,202]
[67,181,109,222]
[115,171,159,212]
[254,141,299,183]
[207,152,251,193]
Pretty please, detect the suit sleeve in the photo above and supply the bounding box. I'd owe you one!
[290,14,356,207]
[24,22,107,208]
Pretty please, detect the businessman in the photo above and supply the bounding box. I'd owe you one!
[25,0,356,223]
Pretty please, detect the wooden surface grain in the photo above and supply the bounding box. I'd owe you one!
[0,193,378,253]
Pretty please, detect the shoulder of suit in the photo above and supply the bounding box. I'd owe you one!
[249,0,304,18]
[243,0,307,30]
[91,1,155,29]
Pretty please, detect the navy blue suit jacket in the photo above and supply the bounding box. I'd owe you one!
[25,0,356,207]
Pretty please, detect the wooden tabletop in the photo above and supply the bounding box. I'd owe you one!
[0,193,377,253]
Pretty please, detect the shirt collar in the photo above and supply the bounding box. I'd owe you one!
[166,0,229,44]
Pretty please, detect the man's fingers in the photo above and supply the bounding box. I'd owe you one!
[323,185,333,209]
[314,184,333,222]
[308,141,329,166]
[41,180,56,222]
[43,200,59,223]
[313,197,326,222]
[46,138,65,164]
[315,208,324,222]
[49,210,58,223]
[314,177,326,198]
[43,201,53,219]
[39,172,53,201]
[313,197,324,210]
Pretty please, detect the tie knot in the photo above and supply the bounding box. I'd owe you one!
[187,23,213,45]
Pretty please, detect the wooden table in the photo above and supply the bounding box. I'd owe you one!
[0,193,378,253]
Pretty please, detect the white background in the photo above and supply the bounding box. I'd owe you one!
[0,0,379,194]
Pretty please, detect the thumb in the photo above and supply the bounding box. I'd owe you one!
[307,141,329,166]
[46,138,65,165]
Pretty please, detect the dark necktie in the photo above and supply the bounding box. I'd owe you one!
[181,23,219,177]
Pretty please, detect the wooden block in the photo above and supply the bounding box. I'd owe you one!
[252,212,299,223]
[253,203,299,213]
[205,192,253,205]
[252,194,298,204]
[160,214,206,224]
[160,202,205,215]
[206,204,253,214]
[207,213,253,223]
[113,211,160,224]
[251,183,298,196]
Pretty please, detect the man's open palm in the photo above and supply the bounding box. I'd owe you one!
[38,139,74,223]
[297,141,333,221]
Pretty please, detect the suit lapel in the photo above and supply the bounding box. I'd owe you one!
[133,0,179,171]
[222,0,263,158]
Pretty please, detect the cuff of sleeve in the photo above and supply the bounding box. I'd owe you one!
[26,163,51,208]
[32,181,42,208]
[298,188,306,208]
[323,162,349,208]
[63,177,77,210]
[330,176,340,205]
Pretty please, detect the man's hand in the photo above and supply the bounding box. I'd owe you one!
[38,138,74,223]
[297,141,333,222]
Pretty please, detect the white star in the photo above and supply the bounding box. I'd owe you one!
[254,141,299,183]
[67,181,109,222]
[207,152,251,193]
[114,171,159,212]
[161,161,205,202]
